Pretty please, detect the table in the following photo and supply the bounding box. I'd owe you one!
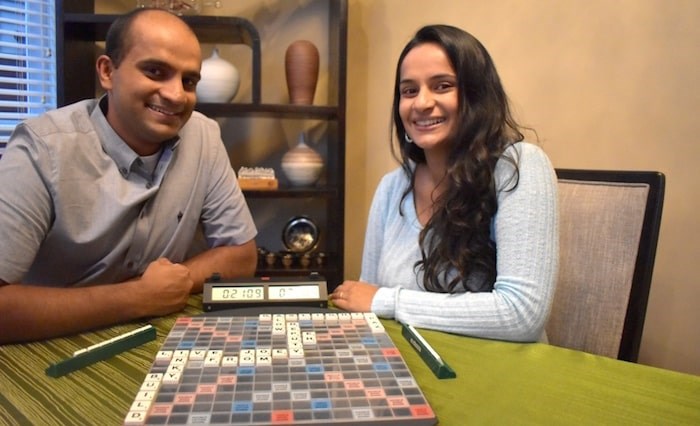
[1,295,699,425]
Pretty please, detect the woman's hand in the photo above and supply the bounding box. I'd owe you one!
[330,280,379,312]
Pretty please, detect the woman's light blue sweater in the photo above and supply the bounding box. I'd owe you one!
[362,142,559,342]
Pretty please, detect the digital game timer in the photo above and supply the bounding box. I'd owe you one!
[202,274,328,311]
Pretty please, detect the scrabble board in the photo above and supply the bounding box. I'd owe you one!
[125,312,437,425]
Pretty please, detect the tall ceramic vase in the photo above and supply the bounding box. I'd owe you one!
[285,40,319,105]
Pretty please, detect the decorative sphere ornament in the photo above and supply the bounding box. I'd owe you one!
[196,47,240,103]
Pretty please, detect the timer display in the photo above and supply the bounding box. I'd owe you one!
[268,285,320,300]
[211,286,264,302]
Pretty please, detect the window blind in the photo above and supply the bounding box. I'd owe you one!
[0,0,56,156]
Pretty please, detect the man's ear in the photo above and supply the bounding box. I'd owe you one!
[95,55,115,91]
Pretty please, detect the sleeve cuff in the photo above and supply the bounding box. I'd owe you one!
[370,286,399,318]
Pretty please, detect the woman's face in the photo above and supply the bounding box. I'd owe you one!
[398,42,459,156]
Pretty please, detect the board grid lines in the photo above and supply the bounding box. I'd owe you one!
[124,312,437,425]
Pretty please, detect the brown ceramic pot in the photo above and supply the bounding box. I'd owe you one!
[285,40,319,105]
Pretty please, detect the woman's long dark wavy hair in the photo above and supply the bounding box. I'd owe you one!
[391,25,524,293]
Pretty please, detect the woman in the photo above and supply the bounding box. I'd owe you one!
[331,25,558,342]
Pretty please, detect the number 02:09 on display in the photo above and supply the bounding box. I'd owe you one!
[211,285,320,301]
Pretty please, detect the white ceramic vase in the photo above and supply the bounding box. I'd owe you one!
[196,47,240,103]
[281,133,323,186]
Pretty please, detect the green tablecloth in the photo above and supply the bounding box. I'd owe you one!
[1,295,699,425]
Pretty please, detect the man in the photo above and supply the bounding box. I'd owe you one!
[0,8,258,344]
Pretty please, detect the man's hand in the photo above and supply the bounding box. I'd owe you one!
[182,241,257,292]
[130,258,194,317]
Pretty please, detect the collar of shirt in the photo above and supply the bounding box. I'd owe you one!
[89,95,181,181]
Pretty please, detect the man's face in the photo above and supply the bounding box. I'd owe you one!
[97,11,202,156]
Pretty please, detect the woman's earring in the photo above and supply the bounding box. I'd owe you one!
[404,133,413,144]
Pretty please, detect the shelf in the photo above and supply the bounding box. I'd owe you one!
[195,103,339,119]
[256,267,332,277]
[62,13,259,45]
[243,188,340,199]
[256,262,339,281]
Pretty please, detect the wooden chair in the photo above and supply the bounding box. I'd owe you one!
[546,169,665,362]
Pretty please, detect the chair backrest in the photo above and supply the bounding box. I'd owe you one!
[546,169,665,362]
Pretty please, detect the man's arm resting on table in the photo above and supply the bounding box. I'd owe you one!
[183,239,258,293]
[0,258,193,345]
[0,240,257,344]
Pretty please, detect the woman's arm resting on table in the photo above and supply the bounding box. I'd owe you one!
[333,276,550,343]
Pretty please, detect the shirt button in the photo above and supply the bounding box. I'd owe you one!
[119,167,128,176]
[146,182,153,189]
[126,261,134,269]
